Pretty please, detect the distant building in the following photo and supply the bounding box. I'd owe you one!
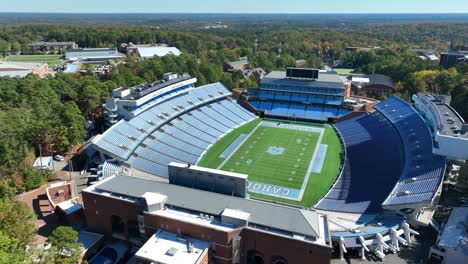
[198,23,228,30]
[33,156,53,170]
[136,46,181,60]
[223,59,249,72]
[428,207,468,264]
[102,73,196,128]
[345,46,381,52]
[439,52,468,69]
[295,59,307,67]
[28,41,78,54]
[0,61,48,78]
[242,67,266,78]
[124,43,169,55]
[341,73,395,98]
[409,49,439,61]
[65,48,124,64]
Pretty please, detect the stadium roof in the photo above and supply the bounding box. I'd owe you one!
[137,47,181,58]
[415,93,467,138]
[88,174,322,238]
[262,70,345,88]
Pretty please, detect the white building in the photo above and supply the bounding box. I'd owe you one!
[136,47,181,60]
[102,73,196,128]
[428,207,468,264]
[33,156,53,170]
[412,93,468,161]
[0,61,49,78]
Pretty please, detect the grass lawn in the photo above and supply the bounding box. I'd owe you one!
[8,54,63,66]
[199,119,342,208]
[333,68,354,74]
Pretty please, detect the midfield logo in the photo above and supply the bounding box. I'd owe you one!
[267,146,285,155]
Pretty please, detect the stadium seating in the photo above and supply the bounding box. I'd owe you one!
[375,97,446,206]
[251,100,349,121]
[93,83,257,177]
[316,96,445,213]
[315,111,405,213]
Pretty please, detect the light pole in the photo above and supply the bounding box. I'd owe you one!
[68,159,73,182]
[49,143,55,171]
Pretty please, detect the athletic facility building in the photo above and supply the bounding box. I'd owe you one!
[102,72,197,128]
[65,48,125,63]
[86,69,467,263]
[245,68,351,122]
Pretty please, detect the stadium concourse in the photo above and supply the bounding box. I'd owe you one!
[87,69,467,263]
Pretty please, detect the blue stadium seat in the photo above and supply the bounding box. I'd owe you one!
[316,96,445,213]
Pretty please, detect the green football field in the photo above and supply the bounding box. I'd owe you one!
[198,119,342,208]
[220,125,319,190]
[7,54,63,66]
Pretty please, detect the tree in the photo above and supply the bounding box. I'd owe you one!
[61,101,87,149]
[0,232,29,264]
[0,200,36,246]
[47,226,82,264]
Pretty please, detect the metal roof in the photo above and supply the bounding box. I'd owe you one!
[90,175,321,238]
[137,47,181,58]
[262,71,345,88]
[341,73,395,89]
[29,41,75,46]
[65,48,124,60]
[227,59,249,68]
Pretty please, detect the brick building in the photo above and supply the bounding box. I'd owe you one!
[340,73,395,98]
[82,175,332,264]
[28,41,78,54]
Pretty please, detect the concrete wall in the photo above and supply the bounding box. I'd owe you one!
[434,133,468,160]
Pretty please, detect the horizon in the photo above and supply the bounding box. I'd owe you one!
[1,12,468,14]
[4,0,468,14]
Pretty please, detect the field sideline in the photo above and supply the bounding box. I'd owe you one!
[198,119,342,208]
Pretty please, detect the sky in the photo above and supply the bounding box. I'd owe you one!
[2,0,468,14]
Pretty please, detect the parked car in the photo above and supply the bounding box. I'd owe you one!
[53,155,65,161]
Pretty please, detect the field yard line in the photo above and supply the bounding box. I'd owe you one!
[216,121,263,170]
[297,126,325,202]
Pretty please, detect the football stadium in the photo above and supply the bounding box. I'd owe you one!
[86,69,468,263]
